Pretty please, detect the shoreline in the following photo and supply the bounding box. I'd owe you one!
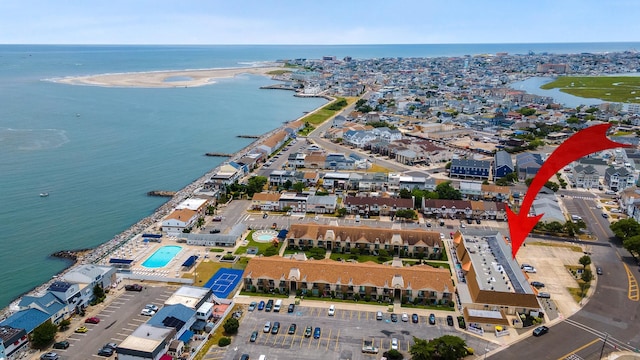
[0,94,328,321]
[50,65,285,88]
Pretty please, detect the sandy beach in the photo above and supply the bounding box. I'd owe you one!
[53,65,285,88]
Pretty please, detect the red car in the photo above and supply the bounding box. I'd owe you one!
[85,317,100,324]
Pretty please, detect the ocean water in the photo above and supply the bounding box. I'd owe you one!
[1,43,640,310]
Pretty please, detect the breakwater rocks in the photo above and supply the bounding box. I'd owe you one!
[237,135,260,138]
[205,152,233,157]
[147,190,176,197]
[51,249,91,263]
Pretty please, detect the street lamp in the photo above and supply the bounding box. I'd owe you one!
[484,347,490,360]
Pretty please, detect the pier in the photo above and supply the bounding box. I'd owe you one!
[205,152,233,157]
[237,135,260,139]
[147,190,176,197]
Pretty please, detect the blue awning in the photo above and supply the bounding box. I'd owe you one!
[109,258,133,264]
[182,255,198,267]
[178,329,194,343]
[277,229,289,239]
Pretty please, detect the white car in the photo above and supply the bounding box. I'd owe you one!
[328,305,335,316]
[263,321,271,333]
[391,338,399,350]
[140,308,155,316]
[401,313,409,322]
[145,304,159,312]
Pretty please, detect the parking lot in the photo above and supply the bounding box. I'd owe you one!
[219,302,492,360]
[44,286,175,360]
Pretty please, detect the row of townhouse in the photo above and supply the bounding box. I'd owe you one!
[0,265,116,359]
[342,127,402,148]
[422,199,508,220]
[242,256,453,305]
[449,150,516,181]
[251,192,339,214]
[285,223,443,257]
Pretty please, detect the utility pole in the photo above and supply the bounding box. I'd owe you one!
[599,332,609,360]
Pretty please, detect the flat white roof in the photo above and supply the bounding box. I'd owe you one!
[468,309,503,319]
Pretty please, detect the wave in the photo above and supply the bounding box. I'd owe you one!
[0,128,69,151]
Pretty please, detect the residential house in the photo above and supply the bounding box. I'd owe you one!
[250,192,282,211]
[494,151,514,179]
[0,308,50,335]
[449,159,491,180]
[306,195,338,214]
[325,153,356,170]
[531,188,565,223]
[268,170,300,188]
[257,130,289,156]
[205,163,242,189]
[279,192,309,213]
[515,152,543,180]
[573,164,600,189]
[604,166,635,191]
[343,196,414,216]
[62,264,116,292]
[242,257,453,304]
[162,209,198,236]
[16,292,68,325]
[322,172,351,190]
[343,130,377,148]
[304,152,327,169]
[175,198,209,218]
[287,152,307,168]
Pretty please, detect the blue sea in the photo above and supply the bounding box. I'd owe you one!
[1,42,639,310]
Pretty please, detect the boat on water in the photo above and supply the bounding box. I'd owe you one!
[40,192,49,197]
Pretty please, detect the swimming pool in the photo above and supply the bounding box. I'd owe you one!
[142,245,182,268]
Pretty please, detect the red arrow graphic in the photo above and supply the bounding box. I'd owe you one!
[508,123,631,258]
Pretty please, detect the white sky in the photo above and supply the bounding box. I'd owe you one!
[1,0,639,45]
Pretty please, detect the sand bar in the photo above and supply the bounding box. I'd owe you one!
[53,65,284,88]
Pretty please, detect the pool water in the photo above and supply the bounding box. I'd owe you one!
[142,245,182,268]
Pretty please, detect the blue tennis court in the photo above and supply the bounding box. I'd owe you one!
[203,268,244,298]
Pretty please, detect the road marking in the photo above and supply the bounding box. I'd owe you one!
[556,338,601,360]
[623,263,640,301]
[326,329,332,350]
[334,329,340,351]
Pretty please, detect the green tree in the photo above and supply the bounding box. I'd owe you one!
[545,221,564,233]
[579,255,591,269]
[92,283,105,304]
[246,176,268,197]
[431,335,469,360]
[581,268,593,283]
[445,161,452,170]
[30,321,58,349]
[385,349,403,360]
[283,180,292,190]
[292,181,305,193]
[58,319,71,331]
[517,107,536,116]
[395,209,416,220]
[399,188,412,199]
[610,218,640,239]
[435,181,462,200]
[223,317,239,334]
[336,208,347,217]
[264,246,279,257]
[410,337,436,360]
[622,235,640,258]
[218,337,231,346]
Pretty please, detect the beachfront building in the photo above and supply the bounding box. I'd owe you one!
[162,209,198,236]
[242,257,453,304]
[0,326,28,360]
[451,230,542,331]
[62,264,117,292]
[342,196,413,217]
[285,223,442,257]
[175,198,210,218]
[185,223,246,247]
[205,163,243,190]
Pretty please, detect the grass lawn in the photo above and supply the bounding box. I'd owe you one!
[367,163,391,173]
[300,97,358,126]
[329,253,388,264]
[266,69,292,75]
[540,76,640,103]
[234,230,283,255]
[527,241,583,252]
[183,260,232,286]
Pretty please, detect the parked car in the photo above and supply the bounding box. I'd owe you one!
[262,213,268,219]
[97,347,114,357]
[40,352,59,360]
[530,281,545,288]
[304,325,313,338]
[265,299,274,312]
[145,304,159,312]
[446,315,454,326]
[596,267,603,275]
[533,326,549,337]
[313,327,321,339]
[429,314,436,325]
[390,313,398,322]
[52,341,69,349]
[602,213,609,218]
[75,326,88,333]
[391,338,399,350]
[288,303,295,313]
[328,305,335,316]
[85,317,100,324]
[250,331,258,342]
[263,321,271,333]
[401,313,409,322]
[376,311,383,320]
[288,323,297,335]
[103,343,118,350]
[257,300,265,310]
[411,313,419,323]
[240,354,250,360]
[537,292,551,299]
[271,321,280,334]
[248,302,257,311]
[209,229,220,234]
[125,284,143,291]
[140,308,156,316]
